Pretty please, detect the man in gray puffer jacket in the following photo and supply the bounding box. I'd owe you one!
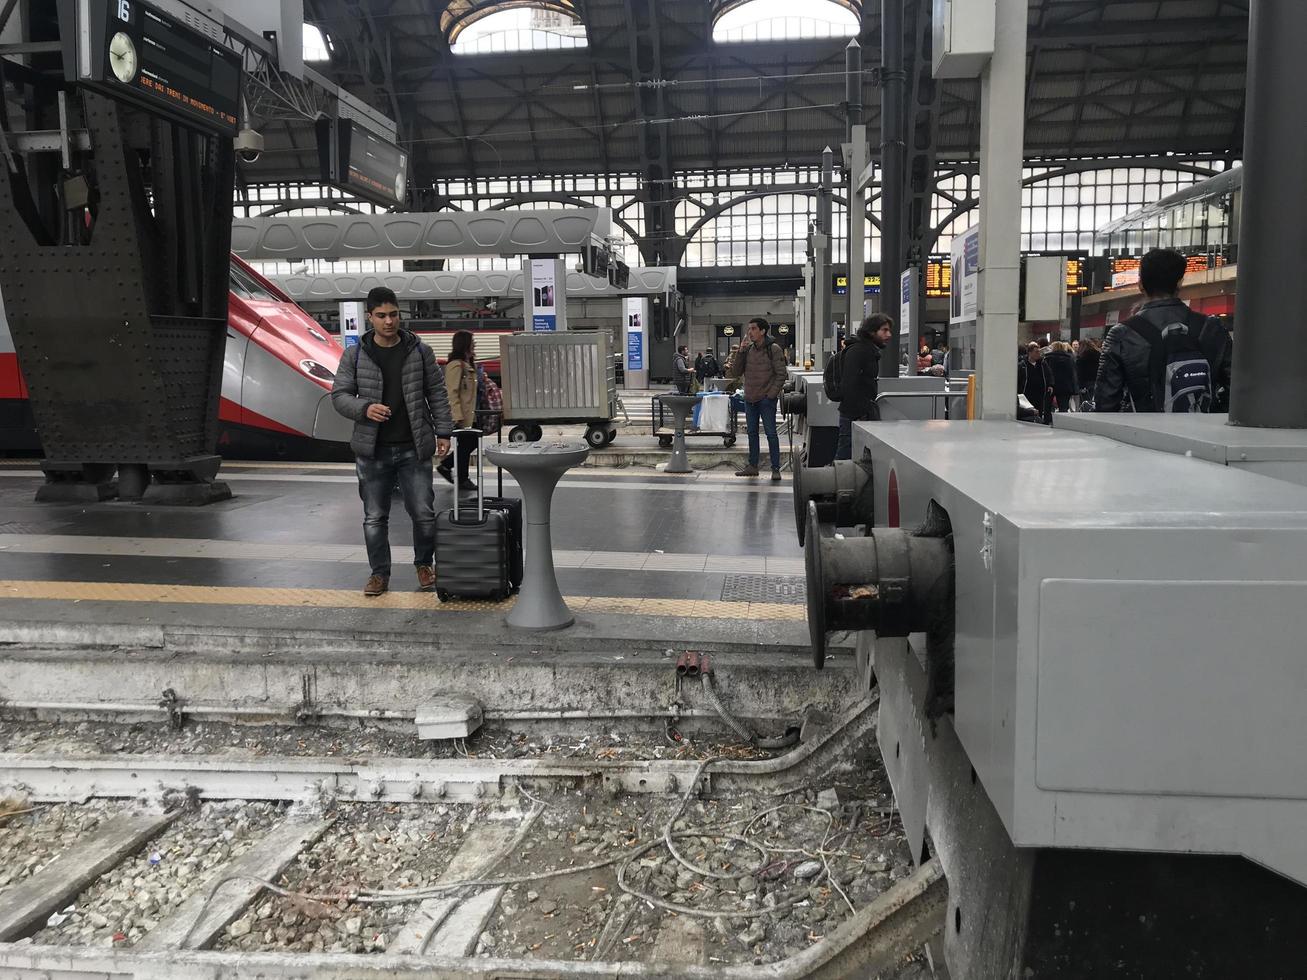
[332,287,454,597]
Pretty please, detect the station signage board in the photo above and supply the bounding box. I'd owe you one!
[73,0,242,136]
[1109,253,1223,291]
[832,274,882,296]
[317,118,409,208]
[925,258,953,298]
[1111,257,1141,289]
[1065,258,1088,295]
[926,256,1085,297]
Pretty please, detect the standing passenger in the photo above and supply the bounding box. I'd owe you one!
[835,314,894,460]
[1094,249,1232,413]
[917,343,934,375]
[728,317,787,482]
[697,348,720,384]
[1019,342,1052,422]
[673,345,693,395]
[1077,338,1101,406]
[331,287,453,597]
[436,330,478,494]
[1044,341,1078,413]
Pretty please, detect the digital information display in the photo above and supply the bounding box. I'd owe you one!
[318,118,408,208]
[832,274,882,296]
[77,0,242,136]
[924,257,1086,297]
[925,259,953,298]
[1109,254,1223,291]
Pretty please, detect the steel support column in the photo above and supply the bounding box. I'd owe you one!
[975,0,1027,417]
[904,0,941,360]
[816,146,836,360]
[879,0,907,376]
[1229,0,1307,428]
[846,41,868,340]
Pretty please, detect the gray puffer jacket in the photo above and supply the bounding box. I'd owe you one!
[330,330,454,460]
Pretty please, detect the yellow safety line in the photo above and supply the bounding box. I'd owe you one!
[0,580,806,621]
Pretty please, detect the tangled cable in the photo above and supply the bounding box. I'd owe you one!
[182,755,865,944]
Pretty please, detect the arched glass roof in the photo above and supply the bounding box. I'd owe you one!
[442,1,584,45]
[712,0,860,43]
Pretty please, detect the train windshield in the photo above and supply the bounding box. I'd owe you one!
[229,262,280,302]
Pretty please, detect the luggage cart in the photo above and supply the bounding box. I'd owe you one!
[652,392,738,448]
[499,333,619,448]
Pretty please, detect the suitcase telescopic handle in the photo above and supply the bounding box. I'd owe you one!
[451,428,484,523]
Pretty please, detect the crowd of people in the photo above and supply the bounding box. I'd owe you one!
[1018,339,1103,420]
[672,346,724,394]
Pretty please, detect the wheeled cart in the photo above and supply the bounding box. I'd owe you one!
[652,392,738,448]
[499,333,618,448]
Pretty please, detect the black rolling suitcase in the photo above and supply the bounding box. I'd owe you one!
[435,430,518,602]
[481,494,523,591]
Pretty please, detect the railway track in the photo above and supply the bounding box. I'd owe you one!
[0,701,944,979]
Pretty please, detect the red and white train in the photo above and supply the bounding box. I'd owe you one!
[0,255,353,460]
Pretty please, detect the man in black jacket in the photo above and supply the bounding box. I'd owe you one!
[1094,248,1232,412]
[835,314,894,460]
[332,287,453,597]
[1019,343,1052,422]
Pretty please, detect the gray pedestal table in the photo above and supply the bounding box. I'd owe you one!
[659,393,699,474]
[484,439,590,630]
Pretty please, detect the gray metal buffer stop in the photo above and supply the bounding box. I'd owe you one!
[791,456,875,545]
[658,393,698,474]
[485,440,589,630]
[804,501,953,679]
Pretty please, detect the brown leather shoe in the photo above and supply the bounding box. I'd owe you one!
[363,574,389,597]
[415,565,436,592]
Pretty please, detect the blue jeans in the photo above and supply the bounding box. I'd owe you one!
[744,397,781,470]
[836,416,853,460]
[356,445,435,577]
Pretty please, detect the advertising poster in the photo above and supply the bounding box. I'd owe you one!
[899,269,913,337]
[949,224,981,324]
[339,300,365,348]
[529,259,558,332]
[623,296,648,388]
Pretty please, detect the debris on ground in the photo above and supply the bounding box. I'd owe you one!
[0,720,920,967]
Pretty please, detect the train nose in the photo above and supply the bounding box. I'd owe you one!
[313,393,353,443]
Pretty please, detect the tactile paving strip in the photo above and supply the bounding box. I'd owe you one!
[0,580,807,621]
[720,574,807,605]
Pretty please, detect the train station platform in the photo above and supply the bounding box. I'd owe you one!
[0,459,851,729]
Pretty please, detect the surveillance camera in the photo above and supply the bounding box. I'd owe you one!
[234,127,264,164]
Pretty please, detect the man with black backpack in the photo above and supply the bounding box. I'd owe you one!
[1094,249,1232,414]
[831,314,894,460]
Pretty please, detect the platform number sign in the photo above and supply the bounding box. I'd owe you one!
[71,0,243,137]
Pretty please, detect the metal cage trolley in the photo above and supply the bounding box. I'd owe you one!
[498,332,619,448]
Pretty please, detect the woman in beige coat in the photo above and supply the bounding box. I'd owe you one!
[437,330,478,492]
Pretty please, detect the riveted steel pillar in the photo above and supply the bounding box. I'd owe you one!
[879,0,906,377]
[1229,0,1307,428]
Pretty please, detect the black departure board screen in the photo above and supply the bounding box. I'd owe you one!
[318,118,408,207]
[81,0,241,136]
